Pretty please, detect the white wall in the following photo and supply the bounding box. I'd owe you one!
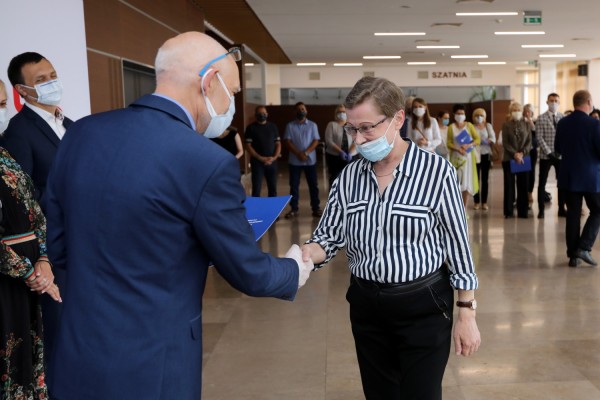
[589,60,600,109]
[0,0,90,121]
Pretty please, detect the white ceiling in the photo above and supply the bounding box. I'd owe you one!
[245,0,600,67]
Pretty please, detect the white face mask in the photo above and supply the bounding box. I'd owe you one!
[548,102,559,113]
[0,108,8,133]
[475,116,484,124]
[201,71,235,139]
[454,114,466,123]
[337,112,347,121]
[413,107,426,117]
[21,78,63,106]
[512,111,523,121]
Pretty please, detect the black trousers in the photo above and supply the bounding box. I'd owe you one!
[538,158,566,213]
[474,154,491,204]
[346,271,453,400]
[502,161,529,217]
[565,191,600,258]
[250,159,278,197]
[326,153,348,187]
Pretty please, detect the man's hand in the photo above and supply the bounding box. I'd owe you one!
[285,244,313,288]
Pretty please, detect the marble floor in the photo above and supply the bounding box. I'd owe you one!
[201,164,600,400]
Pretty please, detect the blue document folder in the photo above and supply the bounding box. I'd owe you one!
[510,156,532,173]
[454,128,474,153]
[245,195,292,240]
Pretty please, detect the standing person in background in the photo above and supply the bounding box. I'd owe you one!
[0,78,61,400]
[211,125,244,160]
[437,110,451,159]
[3,51,73,374]
[502,102,532,219]
[44,32,313,400]
[302,76,480,400]
[447,104,480,209]
[590,109,600,120]
[556,90,600,267]
[535,93,566,219]
[523,104,537,211]
[407,97,442,154]
[472,108,496,211]
[324,104,355,187]
[399,95,415,138]
[284,102,322,219]
[245,106,281,197]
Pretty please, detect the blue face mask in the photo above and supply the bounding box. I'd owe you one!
[442,118,450,126]
[356,118,397,162]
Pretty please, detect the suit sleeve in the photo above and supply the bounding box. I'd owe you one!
[3,122,34,177]
[192,156,299,300]
[45,145,67,270]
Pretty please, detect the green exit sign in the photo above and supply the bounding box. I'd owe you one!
[524,16,542,25]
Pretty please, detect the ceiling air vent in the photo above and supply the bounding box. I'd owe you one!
[418,71,429,79]
[309,72,321,81]
[471,70,483,79]
[431,23,463,28]
[415,39,441,44]
[456,0,494,3]
[364,71,375,77]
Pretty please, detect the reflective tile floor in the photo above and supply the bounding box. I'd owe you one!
[202,165,600,399]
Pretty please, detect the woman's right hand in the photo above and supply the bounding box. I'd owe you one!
[45,284,62,303]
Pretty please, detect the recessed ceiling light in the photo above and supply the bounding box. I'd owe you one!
[244,63,255,67]
[296,63,326,66]
[417,45,460,49]
[363,55,402,59]
[521,44,564,48]
[407,62,437,65]
[374,32,426,36]
[539,54,576,58]
[457,12,518,16]
[451,55,488,59]
[495,31,545,35]
[478,61,507,65]
[334,63,363,67]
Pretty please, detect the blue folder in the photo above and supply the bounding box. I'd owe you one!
[454,128,474,153]
[245,195,292,240]
[510,156,532,173]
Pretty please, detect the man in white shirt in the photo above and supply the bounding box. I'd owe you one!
[3,52,73,205]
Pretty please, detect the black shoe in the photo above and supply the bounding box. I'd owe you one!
[544,191,552,203]
[569,258,581,267]
[284,210,299,219]
[312,209,323,218]
[575,249,598,266]
[537,212,544,219]
[558,209,567,217]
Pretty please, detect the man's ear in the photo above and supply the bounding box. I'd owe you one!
[15,84,28,99]
[200,68,218,95]
[393,109,405,129]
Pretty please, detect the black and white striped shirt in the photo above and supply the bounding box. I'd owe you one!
[308,139,478,290]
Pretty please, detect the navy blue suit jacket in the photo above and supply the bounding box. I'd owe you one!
[555,110,600,192]
[45,94,299,399]
[2,104,73,204]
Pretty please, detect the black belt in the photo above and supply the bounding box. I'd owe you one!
[352,267,448,295]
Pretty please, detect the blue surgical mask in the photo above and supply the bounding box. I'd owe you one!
[21,78,63,106]
[201,71,235,139]
[442,118,449,126]
[356,118,397,162]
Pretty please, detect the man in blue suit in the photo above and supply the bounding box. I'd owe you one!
[4,52,73,204]
[3,52,73,371]
[45,32,312,399]
[555,89,600,267]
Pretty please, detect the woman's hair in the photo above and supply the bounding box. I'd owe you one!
[452,103,466,114]
[437,110,449,120]
[0,79,5,97]
[507,101,523,118]
[472,108,486,121]
[411,97,431,130]
[334,104,345,120]
[345,76,405,118]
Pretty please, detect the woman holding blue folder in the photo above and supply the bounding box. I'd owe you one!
[447,104,480,209]
[501,102,533,218]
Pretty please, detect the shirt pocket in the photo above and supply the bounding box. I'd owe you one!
[345,200,369,243]
[390,204,431,245]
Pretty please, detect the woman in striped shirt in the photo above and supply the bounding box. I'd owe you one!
[302,76,480,400]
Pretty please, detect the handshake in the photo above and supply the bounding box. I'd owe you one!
[339,151,353,162]
[285,244,314,289]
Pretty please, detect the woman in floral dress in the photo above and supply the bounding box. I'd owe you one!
[0,79,61,400]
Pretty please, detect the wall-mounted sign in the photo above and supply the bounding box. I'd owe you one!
[523,10,542,25]
[432,71,468,78]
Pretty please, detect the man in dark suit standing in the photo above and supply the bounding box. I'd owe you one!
[3,52,73,370]
[555,90,600,267]
[45,32,312,400]
[4,52,74,204]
